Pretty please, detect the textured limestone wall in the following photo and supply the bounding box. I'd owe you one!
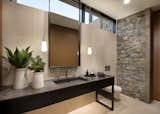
[117,9,151,102]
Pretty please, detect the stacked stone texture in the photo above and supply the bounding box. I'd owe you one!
[117,11,147,100]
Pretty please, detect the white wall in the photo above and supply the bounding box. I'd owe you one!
[80,24,117,79]
[2,1,117,86]
[2,1,49,85]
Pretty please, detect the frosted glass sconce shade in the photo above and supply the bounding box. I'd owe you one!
[41,41,47,52]
[88,47,92,55]
[123,0,130,4]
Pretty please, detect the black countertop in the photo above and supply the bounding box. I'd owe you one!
[0,75,113,102]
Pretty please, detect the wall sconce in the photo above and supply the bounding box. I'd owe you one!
[123,0,130,4]
[88,47,92,55]
[41,41,47,52]
[41,12,47,52]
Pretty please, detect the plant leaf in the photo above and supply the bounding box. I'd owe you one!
[5,47,32,68]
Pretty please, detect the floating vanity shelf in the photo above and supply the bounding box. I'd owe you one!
[0,76,114,114]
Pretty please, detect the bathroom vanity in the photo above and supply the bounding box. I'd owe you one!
[0,76,114,114]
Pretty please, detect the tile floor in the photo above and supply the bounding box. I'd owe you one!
[68,94,160,114]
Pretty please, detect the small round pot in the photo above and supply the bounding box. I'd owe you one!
[14,68,27,89]
[32,72,44,89]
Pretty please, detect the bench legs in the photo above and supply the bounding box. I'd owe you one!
[96,84,114,111]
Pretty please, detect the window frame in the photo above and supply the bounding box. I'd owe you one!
[80,3,116,33]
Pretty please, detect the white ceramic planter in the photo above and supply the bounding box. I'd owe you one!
[14,68,27,89]
[32,72,44,89]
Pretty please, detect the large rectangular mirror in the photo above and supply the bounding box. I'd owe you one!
[49,0,80,68]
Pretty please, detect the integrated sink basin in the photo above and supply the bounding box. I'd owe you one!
[53,77,88,84]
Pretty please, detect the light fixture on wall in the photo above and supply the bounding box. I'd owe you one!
[40,1,49,53]
[88,47,92,55]
[41,40,47,52]
[41,19,48,53]
[123,0,130,4]
[41,21,47,52]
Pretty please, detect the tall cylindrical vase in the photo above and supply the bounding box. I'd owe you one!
[14,68,27,89]
[32,72,44,89]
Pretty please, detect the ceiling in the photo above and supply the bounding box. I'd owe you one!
[81,0,160,19]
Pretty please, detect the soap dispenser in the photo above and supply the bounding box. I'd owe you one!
[85,70,89,76]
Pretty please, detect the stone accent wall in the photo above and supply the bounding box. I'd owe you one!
[117,9,151,102]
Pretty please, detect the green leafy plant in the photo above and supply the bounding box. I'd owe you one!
[30,56,45,72]
[5,47,32,68]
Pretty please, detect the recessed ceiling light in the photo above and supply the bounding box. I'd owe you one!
[123,0,130,4]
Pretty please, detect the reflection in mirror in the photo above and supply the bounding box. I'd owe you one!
[49,0,80,68]
[16,0,49,11]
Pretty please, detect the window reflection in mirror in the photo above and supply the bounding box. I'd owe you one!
[49,0,80,68]
[50,0,79,21]
[17,0,49,11]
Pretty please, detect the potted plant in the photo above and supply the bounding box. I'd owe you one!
[30,56,45,89]
[5,47,32,89]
